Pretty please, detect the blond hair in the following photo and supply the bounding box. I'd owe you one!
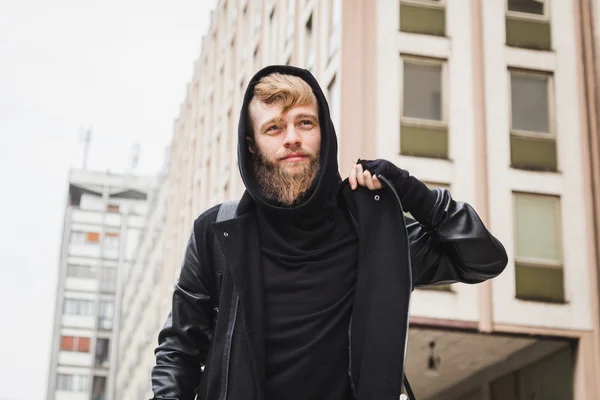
[248,73,318,134]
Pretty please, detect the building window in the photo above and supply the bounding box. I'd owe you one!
[514,193,564,303]
[100,267,117,293]
[399,0,445,37]
[60,335,91,352]
[269,7,278,64]
[92,376,107,399]
[63,298,93,316]
[400,57,448,159]
[95,338,110,368]
[254,1,262,37]
[328,75,340,130]
[285,0,295,46]
[67,264,95,279]
[253,45,260,73]
[509,70,557,171]
[98,300,114,329]
[70,231,86,244]
[56,374,89,392]
[104,232,120,249]
[506,0,551,50]
[328,0,342,60]
[86,232,100,244]
[305,13,315,71]
[107,204,119,213]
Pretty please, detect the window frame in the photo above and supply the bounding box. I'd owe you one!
[512,192,563,270]
[508,68,556,140]
[506,0,550,22]
[66,264,95,279]
[400,55,448,128]
[63,298,94,316]
[400,0,446,8]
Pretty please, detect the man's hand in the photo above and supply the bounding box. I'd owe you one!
[350,158,438,224]
[349,162,383,191]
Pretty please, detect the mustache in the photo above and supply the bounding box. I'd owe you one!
[276,149,316,160]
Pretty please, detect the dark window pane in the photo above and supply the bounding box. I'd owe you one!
[515,264,565,303]
[403,62,442,121]
[511,73,550,133]
[95,338,110,368]
[400,122,448,159]
[92,376,107,400]
[508,0,544,15]
[510,134,557,171]
[400,3,446,37]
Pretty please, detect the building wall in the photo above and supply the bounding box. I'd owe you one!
[46,170,155,400]
[158,0,343,324]
[154,0,600,398]
[115,178,167,400]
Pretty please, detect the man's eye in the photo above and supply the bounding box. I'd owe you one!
[299,120,313,126]
[266,125,279,132]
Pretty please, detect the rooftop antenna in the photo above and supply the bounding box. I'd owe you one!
[129,143,140,174]
[80,127,92,170]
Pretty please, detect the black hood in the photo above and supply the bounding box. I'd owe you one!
[237,65,341,214]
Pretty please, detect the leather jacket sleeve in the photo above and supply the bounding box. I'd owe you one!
[151,213,217,400]
[407,188,508,288]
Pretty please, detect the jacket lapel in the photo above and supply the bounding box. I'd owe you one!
[213,211,266,398]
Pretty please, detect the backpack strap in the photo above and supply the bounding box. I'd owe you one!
[211,200,240,310]
[216,199,239,223]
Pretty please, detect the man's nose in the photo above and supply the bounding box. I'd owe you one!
[282,125,301,148]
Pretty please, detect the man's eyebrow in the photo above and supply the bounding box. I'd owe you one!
[295,113,318,120]
[259,117,280,133]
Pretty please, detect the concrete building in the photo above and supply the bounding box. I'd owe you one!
[152,0,600,398]
[46,169,155,400]
[114,178,168,400]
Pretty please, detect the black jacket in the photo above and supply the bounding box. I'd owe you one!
[151,65,508,400]
[151,183,507,400]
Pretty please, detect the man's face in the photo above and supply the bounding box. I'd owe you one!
[248,100,322,205]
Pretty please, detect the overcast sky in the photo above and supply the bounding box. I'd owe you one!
[0,0,216,398]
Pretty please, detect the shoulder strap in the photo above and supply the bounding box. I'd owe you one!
[211,200,240,307]
[216,199,239,223]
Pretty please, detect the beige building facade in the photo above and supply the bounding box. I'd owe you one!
[120,0,600,398]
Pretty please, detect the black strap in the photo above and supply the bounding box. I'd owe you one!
[212,200,240,303]
[404,374,416,400]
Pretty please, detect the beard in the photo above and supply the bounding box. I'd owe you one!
[252,147,320,207]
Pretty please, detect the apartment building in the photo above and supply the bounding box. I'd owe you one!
[152,0,600,398]
[114,178,167,400]
[46,169,155,400]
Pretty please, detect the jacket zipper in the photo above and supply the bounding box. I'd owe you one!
[219,293,239,400]
[375,175,414,397]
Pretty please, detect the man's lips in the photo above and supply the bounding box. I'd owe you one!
[280,154,308,162]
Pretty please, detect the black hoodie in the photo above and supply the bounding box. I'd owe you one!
[237,65,358,400]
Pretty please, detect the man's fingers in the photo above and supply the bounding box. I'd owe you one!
[372,174,383,190]
[349,165,357,190]
[363,170,376,190]
[356,164,366,186]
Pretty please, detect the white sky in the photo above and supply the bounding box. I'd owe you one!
[0,0,216,398]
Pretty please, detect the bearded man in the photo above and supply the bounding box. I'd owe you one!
[150,66,508,400]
